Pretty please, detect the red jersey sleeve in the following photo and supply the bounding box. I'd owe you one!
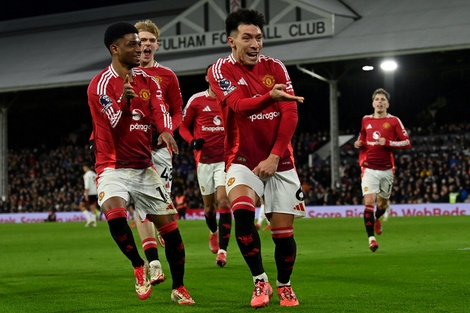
[358,117,367,142]
[271,101,298,157]
[386,117,411,149]
[270,61,298,157]
[180,100,197,144]
[149,78,173,135]
[88,79,130,136]
[165,72,184,130]
[357,118,368,167]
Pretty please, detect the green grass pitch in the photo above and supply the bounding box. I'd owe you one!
[0,215,469,312]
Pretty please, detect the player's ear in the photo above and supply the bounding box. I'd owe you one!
[110,43,119,56]
[227,36,236,49]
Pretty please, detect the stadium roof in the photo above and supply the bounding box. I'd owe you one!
[0,0,470,93]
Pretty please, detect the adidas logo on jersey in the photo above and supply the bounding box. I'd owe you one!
[366,124,372,129]
[203,106,211,112]
[238,78,247,85]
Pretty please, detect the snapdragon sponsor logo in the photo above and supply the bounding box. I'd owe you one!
[248,111,280,122]
[202,126,224,132]
[213,115,222,125]
[130,123,151,132]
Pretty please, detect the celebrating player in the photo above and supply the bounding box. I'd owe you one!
[87,22,194,304]
[179,65,232,267]
[354,88,411,252]
[130,18,185,288]
[208,8,305,308]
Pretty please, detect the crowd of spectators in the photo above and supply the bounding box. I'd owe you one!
[297,123,470,206]
[1,123,469,214]
[1,145,88,213]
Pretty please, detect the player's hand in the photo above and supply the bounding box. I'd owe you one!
[354,140,363,148]
[379,138,386,146]
[122,74,137,106]
[269,84,304,103]
[253,154,280,179]
[191,138,205,151]
[158,132,179,154]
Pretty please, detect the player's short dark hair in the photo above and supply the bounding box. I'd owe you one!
[225,8,266,37]
[104,22,139,51]
[372,88,390,101]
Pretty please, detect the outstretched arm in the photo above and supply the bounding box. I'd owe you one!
[223,84,303,117]
[208,64,303,117]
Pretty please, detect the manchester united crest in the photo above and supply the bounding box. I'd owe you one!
[154,75,163,83]
[227,177,235,187]
[139,89,151,101]
[383,122,390,129]
[262,74,275,88]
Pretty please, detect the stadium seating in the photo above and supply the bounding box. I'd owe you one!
[1,123,469,213]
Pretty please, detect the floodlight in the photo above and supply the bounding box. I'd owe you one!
[380,60,397,71]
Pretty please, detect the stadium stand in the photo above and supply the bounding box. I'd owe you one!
[1,123,469,214]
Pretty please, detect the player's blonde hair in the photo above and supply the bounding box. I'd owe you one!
[371,88,390,101]
[135,19,160,40]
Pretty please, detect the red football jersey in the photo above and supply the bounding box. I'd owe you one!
[357,113,411,170]
[208,54,298,172]
[142,62,184,132]
[87,65,171,175]
[180,90,225,165]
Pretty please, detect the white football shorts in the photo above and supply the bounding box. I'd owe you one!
[226,163,306,218]
[97,167,176,220]
[152,147,173,194]
[361,167,394,199]
[197,161,226,196]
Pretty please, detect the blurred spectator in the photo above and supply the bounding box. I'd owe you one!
[448,185,459,203]
[2,123,470,213]
[44,207,57,222]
